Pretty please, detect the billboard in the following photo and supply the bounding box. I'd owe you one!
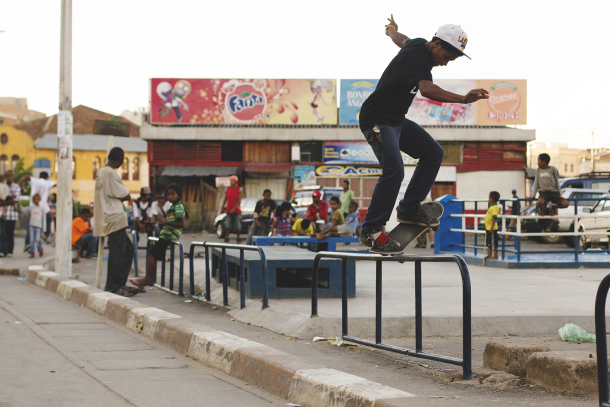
[151,78,337,125]
[323,141,418,165]
[293,165,317,189]
[339,79,378,125]
[341,79,527,126]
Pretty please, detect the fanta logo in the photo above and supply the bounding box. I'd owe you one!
[225,82,267,123]
[458,36,468,50]
[487,82,521,122]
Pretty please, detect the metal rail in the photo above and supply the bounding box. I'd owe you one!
[131,229,149,277]
[189,242,269,310]
[311,251,472,380]
[148,237,185,296]
[595,273,610,407]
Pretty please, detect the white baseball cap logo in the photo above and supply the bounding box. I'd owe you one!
[435,24,471,59]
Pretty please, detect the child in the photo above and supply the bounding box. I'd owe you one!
[530,153,567,232]
[316,197,353,240]
[344,201,360,237]
[21,194,44,258]
[71,208,98,259]
[131,184,188,288]
[292,218,313,236]
[270,202,293,237]
[484,191,500,260]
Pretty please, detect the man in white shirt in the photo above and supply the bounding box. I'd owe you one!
[19,172,56,247]
[151,191,172,237]
[93,147,137,297]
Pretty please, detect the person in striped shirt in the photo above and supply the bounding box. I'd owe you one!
[270,202,293,237]
[131,184,188,288]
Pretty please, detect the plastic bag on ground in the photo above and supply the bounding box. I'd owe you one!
[558,323,596,343]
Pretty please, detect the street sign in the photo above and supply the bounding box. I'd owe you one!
[93,119,130,137]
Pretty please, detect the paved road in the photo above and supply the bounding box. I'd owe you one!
[0,276,283,407]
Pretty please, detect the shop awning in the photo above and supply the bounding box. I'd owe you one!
[244,163,292,173]
[161,166,239,177]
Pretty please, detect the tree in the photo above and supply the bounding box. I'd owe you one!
[13,158,33,196]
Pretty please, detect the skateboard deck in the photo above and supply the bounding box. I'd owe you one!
[369,202,444,255]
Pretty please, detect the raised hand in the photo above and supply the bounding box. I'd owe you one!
[463,88,489,104]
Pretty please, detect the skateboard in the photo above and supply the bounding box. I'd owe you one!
[369,202,444,255]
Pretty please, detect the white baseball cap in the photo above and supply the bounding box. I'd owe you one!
[434,24,471,59]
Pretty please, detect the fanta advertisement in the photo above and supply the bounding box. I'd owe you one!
[150,78,337,125]
[316,165,383,177]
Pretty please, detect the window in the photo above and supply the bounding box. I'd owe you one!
[564,164,568,172]
[0,155,7,174]
[241,198,257,213]
[571,164,574,172]
[132,157,140,181]
[439,143,462,164]
[221,141,243,162]
[0,134,7,144]
[299,142,323,163]
[93,156,101,179]
[591,182,610,191]
[72,156,76,179]
[121,158,129,180]
[11,155,19,170]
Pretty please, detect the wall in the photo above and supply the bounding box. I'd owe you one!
[0,125,35,172]
[456,170,526,210]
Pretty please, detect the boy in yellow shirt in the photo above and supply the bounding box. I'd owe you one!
[292,218,313,236]
[485,191,500,260]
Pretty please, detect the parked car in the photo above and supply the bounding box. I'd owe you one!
[574,194,610,250]
[214,198,291,238]
[520,188,606,244]
[560,172,610,190]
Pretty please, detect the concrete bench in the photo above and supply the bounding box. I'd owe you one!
[252,235,361,252]
[211,246,355,299]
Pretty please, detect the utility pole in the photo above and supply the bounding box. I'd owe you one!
[591,130,595,173]
[56,0,72,277]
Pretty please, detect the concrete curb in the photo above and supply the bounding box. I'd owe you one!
[25,267,420,407]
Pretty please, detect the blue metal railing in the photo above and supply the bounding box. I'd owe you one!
[131,229,149,277]
[189,242,269,310]
[147,237,185,296]
[311,251,472,380]
[595,273,610,407]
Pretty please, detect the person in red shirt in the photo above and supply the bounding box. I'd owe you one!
[71,208,99,258]
[220,175,244,243]
[303,190,329,233]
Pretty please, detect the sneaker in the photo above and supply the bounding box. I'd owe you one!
[39,248,44,257]
[29,253,35,258]
[0,253,4,258]
[224,237,230,243]
[360,230,401,252]
[6,254,12,258]
[236,238,243,243]
[397,203,440,228]
[431,243,435,249]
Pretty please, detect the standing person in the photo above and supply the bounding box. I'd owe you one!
[21,194,44,258]
[507,189,521,239]
[315,197,353,239]
[220,176,244,243]
[72,208,98,259]
[302,190,328,232]
[246,189,277,245]
[131,184,188,288]
[0,170,21,258]
[339,180,355,216]
[19,172,56,247]
[93,147,137,297]
[132,186,154,239]
[485,191,501,260]
[357,15,488,252]
[530,153,567,231]
[151,191,171,237]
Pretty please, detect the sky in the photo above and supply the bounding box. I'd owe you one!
[1,0,609,148]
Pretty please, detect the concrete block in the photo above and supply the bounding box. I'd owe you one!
[70,285,103,306]
[287,368,414,407]
[104,298,147,325]
[86,291,123,315]
[26,269,39,284]
[27,265,45,272]
[34,271,60,289]
[483,341,551,377]
[527,351,604,396]
[126,307,181,339]
[374,397,437,407]
[153,318,214,355]
[56,280,88,299]
[45,275,70,293]
[231,346,317,399]
[188,331,265,374]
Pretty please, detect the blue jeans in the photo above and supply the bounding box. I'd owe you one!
[361,119,444,233]
[75,232,99,258]
[29,226,42,254]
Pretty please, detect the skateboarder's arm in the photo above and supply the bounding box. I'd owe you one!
[418,81,489,104]
[385,14,409,48]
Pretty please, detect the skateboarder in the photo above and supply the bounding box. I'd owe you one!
[359,15,489,252]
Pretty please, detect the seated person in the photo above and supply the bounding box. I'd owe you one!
[71,208,99,258]
[315,197,353,240]
[292,218,313,236]
[344,201,360,237]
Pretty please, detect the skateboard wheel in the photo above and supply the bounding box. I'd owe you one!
[431,225,439,231]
